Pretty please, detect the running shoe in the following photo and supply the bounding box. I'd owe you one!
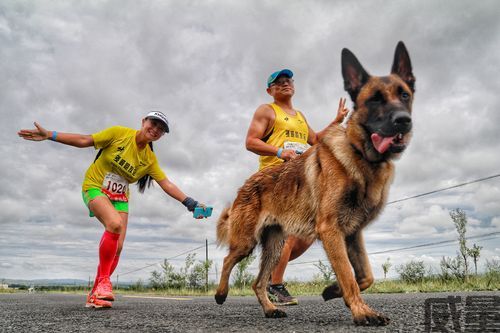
[95,277,114,301]
[267,283,298,306]
[85,293,112,308]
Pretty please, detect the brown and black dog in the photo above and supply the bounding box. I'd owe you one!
[215,41,415,326]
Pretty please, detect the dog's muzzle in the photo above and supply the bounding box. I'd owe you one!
[369,110,412,154]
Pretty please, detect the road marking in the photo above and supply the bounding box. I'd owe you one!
[122,295,193,301]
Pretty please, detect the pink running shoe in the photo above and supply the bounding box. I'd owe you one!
[86,293,112,308]
[95,277,114,301]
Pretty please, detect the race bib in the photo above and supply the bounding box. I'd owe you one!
[102,173,129,202]
[284,141,309,154]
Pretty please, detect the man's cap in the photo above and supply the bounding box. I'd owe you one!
[267,69,293,87]
[146,111,170,133]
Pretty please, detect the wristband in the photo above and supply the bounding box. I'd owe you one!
[182,196,198,212]
[49,131,58,141]
[277,148,283,159]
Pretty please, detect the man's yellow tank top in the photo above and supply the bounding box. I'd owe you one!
[259,103,309,170]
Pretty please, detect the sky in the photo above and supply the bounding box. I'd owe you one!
[1,0,499,284]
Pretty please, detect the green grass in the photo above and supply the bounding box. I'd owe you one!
[2,274,498,296]
[365,275,499,294]
[260,274,499,296]
[0,289,17,294]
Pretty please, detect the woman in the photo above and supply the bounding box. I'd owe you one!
[18,111,206,308]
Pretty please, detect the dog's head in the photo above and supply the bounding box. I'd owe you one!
[341,41,415,163]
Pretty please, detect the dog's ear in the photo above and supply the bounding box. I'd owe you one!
[342,48,370,102]
[391,41,415,92]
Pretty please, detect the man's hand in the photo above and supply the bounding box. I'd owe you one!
[280,149,299,161]
[333,97,349,124]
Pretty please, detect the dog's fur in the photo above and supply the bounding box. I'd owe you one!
[215,42,415,326]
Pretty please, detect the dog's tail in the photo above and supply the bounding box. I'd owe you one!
[216,206,231,246]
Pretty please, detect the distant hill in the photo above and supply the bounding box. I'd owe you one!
[1,278,88,286]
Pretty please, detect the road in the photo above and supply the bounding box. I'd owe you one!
[0,291,498,332]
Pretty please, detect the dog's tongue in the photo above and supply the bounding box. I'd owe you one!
[371,133,396,154]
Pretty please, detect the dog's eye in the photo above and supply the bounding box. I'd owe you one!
[399,86,410,101]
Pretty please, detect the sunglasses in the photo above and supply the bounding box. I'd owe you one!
[270,78,294,87]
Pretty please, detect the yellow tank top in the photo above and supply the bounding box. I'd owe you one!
[259,103,309,170]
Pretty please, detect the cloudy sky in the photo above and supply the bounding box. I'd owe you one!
[1,0,499,284]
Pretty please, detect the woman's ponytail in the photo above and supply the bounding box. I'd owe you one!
[137,142,154,193]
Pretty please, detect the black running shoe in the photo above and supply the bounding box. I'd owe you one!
[267,284,298,306]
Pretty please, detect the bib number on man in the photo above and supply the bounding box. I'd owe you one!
[102,173,129,202]
[284,141,309,154]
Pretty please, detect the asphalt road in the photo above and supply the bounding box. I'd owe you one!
[0,291,498,332]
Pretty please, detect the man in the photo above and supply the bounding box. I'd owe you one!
[245,69,348,305]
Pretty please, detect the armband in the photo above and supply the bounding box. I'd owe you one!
[49,131,58,141]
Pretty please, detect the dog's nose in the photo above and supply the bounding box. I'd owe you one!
[391,111,412,132]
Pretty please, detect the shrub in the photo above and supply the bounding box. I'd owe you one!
[396,260,426,283]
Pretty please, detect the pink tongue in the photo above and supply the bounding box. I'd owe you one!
[371,133,396,154]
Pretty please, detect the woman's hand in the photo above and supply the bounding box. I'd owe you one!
[18,122,50,141]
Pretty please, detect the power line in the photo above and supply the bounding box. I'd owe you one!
[387,173,500,205]
[119,242,216,276]
[367,231,500,255]
[287,232,500,267]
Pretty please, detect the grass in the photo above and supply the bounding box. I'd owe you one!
[2,274,498,296]
[253,273,500,296]
[365,274,499,294]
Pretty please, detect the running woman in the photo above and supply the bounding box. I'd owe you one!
[18,111,207,308]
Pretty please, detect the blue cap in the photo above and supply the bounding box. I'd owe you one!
[267,69,293,87]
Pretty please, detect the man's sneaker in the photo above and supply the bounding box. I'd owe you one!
[86,293,112,308]
[95,277,114,301]
[267,284,298,306]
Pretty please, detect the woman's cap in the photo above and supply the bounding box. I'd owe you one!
[267,69,293,87]
[146,111,170,133]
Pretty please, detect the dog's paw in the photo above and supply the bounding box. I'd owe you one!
[265,309,288,318]
[214,294,227,305]
[354,313,390,326]
[322,283,342,301]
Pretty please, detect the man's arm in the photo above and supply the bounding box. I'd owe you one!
[245,104,279,156]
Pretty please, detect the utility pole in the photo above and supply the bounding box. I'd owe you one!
[205,239,209,292]
[116,274,119,290]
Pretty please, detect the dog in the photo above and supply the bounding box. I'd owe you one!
[214,41,415,326]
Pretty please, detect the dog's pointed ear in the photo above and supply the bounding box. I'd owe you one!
[391,41,415,92]
[342,48,370,102]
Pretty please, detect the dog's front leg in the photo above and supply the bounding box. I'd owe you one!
[318,226,389,326]
[322,231,374,301]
